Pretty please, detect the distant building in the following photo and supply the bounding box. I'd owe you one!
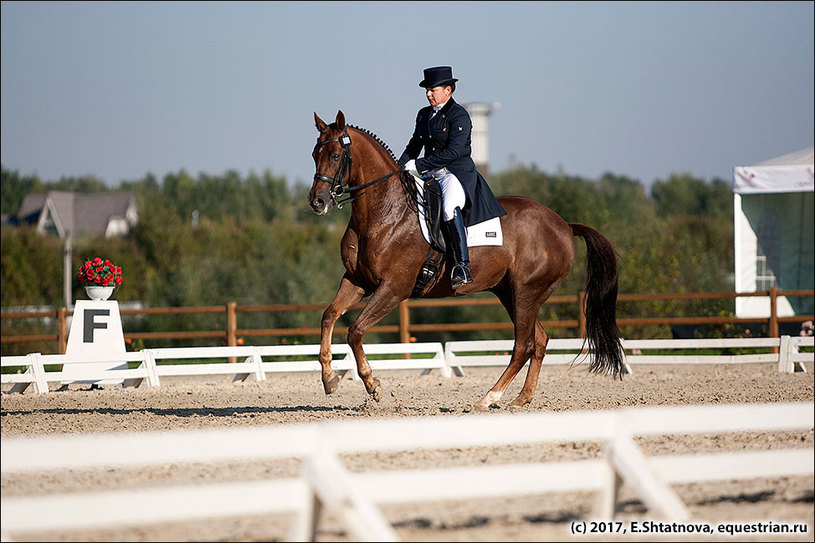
[462,102,500,176]
[16,191,139,238]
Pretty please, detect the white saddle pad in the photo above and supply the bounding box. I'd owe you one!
[414,176,503,247]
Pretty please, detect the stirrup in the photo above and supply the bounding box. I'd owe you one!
[450,263,472,288]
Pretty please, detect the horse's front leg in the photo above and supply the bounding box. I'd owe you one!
[320,275,365,394]
[347,283,407,401]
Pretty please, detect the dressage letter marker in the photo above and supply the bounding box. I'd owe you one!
[64,300,128,385]
[83,309,110,342]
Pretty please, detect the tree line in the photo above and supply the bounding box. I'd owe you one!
[1,164,736,352]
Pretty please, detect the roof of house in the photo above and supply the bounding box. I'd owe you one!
[17,191,137,236]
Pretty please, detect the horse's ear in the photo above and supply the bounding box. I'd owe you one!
[335,110,346,131]
[314,112,328,133]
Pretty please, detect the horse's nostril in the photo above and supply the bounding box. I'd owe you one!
[314,197,325,208]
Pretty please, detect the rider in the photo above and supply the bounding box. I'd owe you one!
[399,66,506,288]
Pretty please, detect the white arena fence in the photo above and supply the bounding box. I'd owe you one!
[1,402,812,542]
[0,342,448,394]
[1,336,811,395]
[445,336,813,376]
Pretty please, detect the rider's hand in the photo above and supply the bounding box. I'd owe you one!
[403,159,419,177]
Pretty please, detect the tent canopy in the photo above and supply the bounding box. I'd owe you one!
[732,146,814,318]
[733,146,814,194]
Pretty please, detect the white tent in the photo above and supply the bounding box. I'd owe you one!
[733,146,814,318]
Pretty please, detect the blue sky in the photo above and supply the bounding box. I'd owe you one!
[2,1,813,190]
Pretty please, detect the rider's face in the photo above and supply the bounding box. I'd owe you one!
[426,85,452,107]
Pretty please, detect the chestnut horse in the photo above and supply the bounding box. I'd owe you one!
[309,111,623,410]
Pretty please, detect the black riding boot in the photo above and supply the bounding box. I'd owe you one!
[444,207,473,288]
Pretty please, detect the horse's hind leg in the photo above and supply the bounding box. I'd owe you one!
[475,291,538,411]
[509,321,548,409]
[319,276,365,394]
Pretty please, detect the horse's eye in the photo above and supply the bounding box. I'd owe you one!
[331,154,340,161]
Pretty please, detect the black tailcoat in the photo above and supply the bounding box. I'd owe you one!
[398,98,506,226]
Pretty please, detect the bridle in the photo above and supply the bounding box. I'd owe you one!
[313,128,409,209]
[313,127,353,205]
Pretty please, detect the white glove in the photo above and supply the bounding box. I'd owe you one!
[403,159,420,177]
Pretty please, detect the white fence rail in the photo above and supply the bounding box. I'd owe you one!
[445,336,812,375]
[1,336,811,394]
[2,402,812,541]
[0,342,447,394]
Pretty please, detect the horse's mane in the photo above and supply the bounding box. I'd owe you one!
[348,124,398,163]
[340,123,419,211]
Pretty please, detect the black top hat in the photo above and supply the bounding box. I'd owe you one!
[419,66,459,88]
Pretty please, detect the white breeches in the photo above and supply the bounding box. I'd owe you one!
[431,168,466,221]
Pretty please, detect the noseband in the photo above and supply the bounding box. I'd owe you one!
[313,128,407,209]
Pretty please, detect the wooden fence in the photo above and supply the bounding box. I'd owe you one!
[2,287,813,355]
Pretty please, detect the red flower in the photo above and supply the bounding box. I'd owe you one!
[76,257,124,287]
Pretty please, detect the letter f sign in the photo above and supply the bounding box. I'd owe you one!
[83,309,110,343]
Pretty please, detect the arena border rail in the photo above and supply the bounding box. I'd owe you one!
[1,402,812,541]
[0,341,447,394]
[1,336,811,394]
[444,335,813,375]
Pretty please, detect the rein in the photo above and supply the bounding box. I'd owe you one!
[313,128,413,210]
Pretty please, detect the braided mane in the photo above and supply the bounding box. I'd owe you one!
[348,124,398,163]
[345,124,419,212]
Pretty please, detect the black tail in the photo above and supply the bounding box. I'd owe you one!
[571,224,625,378]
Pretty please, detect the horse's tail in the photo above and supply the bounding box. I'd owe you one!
[570,223,625,378]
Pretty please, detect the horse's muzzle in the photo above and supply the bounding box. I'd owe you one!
[310,195,331,215]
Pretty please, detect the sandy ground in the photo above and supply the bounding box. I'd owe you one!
[1,362,813,542]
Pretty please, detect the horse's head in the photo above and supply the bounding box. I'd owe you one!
[310,110,351,215]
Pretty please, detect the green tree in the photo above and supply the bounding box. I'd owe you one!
[2,162,741,350]
[1,225,64,306]
[1,167,45,216]
[651,173,733,219]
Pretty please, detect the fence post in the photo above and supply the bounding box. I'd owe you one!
[399,300,411,359]
[399,300,410,343]
[778,335,792,373]
[578,291,587,338]
[58,307,67,355]
[227,302,237,363]
[769,287,779,354]
[30,353,49,394]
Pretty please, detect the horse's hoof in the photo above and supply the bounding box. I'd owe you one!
[474,391,502,412]
[509,397,532,410]
[323,372,340,395]
[369,378,382,402]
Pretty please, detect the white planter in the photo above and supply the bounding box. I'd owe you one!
[84,285,115,301]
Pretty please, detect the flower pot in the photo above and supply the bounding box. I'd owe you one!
[85,285,115,301]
